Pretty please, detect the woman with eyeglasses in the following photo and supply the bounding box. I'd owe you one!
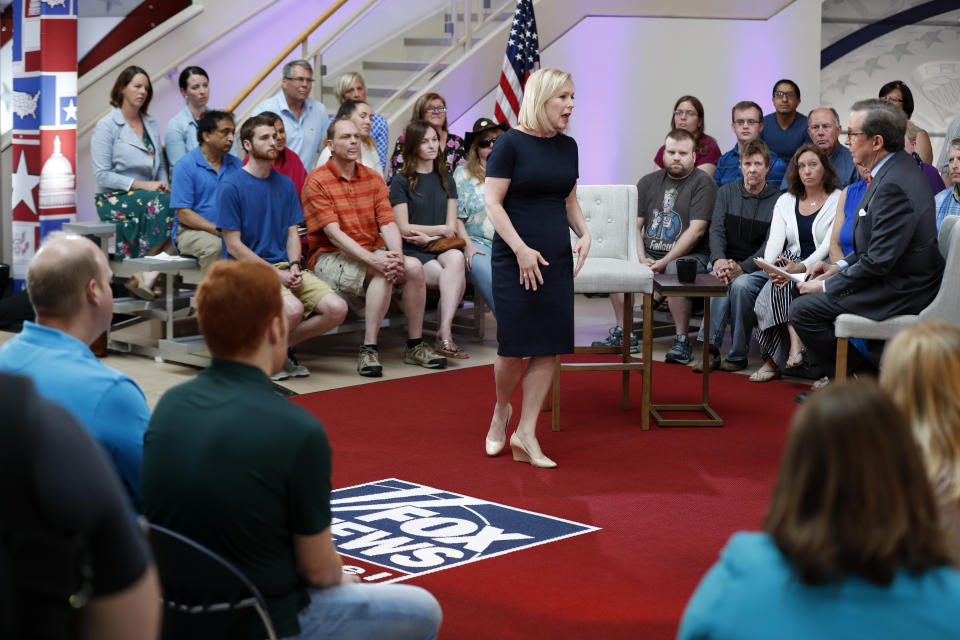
[879,80,933,164]
[653,95,720,177]
[386,92,466,184]
[452,117,509,315]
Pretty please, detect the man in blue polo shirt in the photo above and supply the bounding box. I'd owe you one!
[761,79,812,161]
[0,234,150,505]
[170,109,241,273]
[715,101,788,188]
[252,60,329,169]
[780,107,859,190]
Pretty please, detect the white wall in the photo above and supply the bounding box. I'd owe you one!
[452,0,821,185]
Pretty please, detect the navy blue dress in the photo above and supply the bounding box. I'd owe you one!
[486,129,579,356]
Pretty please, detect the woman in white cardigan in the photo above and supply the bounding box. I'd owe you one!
[750,145,841,382]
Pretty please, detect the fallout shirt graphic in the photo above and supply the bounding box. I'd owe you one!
[646,187,683,254]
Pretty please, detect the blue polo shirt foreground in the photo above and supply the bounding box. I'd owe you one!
[0,322,150,505]
[217,169,304,264]
[169,146,243,249]
[715,145,788,188]
[252,90,329,170]
[761,112,811,160]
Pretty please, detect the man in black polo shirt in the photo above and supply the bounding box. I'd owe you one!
[140,260,441,640]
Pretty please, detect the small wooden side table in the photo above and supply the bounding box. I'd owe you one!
[650,273,728,427]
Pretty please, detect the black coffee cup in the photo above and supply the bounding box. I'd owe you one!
[676,258,697,283]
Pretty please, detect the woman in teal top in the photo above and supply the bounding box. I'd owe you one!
[452,117,508,316]
[679,380,960,640]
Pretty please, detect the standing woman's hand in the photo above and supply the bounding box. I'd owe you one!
[516,244,549,291]
[572,233,591,277]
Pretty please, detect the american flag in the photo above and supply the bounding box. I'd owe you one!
[494,0,540,127]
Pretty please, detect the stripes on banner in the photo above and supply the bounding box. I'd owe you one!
[493,0,540,126]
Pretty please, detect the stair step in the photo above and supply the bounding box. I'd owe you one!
[363,60,449,72]
[321,85,417,100]
[404,36,481,47]
[448,12,512,21]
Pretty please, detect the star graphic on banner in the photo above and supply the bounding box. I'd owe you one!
[889,42,912,62]
[62,98,77,123]
[826,73,857,95]
[12,151,40,215]
[861,57,884,77]
[918,30,943,48]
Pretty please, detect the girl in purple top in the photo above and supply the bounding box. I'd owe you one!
[653,95,721,177]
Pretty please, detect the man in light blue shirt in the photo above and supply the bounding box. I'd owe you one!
[252,60,329,169]
[715,101,788,188]
[170,109,242,273]
[0,234,151,505]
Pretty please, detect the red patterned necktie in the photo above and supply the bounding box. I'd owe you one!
[865,173,872,187]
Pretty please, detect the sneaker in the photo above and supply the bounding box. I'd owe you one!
[357,345,383,377]
[403,341,447,369]
[691,349,720,373]
[271,355,309,381]
[664,335,693,365]
[591,326,640,354]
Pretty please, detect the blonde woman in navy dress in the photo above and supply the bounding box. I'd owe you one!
[483,69,590,469]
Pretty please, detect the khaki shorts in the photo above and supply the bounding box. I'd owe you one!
[312,250,383,298]
[274,261,334,319]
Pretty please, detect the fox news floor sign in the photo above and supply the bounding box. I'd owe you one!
[331,478,600,584]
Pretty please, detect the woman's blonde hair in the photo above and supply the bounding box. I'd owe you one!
[517,68,572,135]
[881,320,960,506]
[336,71,365,104]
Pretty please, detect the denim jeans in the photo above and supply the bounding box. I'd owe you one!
[467,240,495,316]
[697,269,768,363]
[289,583,442,640]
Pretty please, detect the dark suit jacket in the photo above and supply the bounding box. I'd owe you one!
[826,150,943,320]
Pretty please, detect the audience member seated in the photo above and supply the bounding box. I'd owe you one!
[0,372,160,640]
[760,79,811,160]
[692,139,780,373]
[653,95,721,177]
[390,120,468,359]
[881,321,960,561]
[453,117,508,316]
[0,234,151,505]
[678,379,960,640]
[169,110,241,274]
[219,114,348,381]
[751,144,839,382]
[935,137,960,229]
[252,60,328,169]
[302,117,447,377]
[781,106,858,189]
[91,65,171,299]
[906,120,946,196]
[244,110,308,195]
[880,80,932,164]
[936,115,960,182]
[334,71,389,171]
[140,260,443,640]
[315,100,383,174]
[595,129,717,363]
[387,92,466,184]
[715,101,788,188]
[164,65,209,171]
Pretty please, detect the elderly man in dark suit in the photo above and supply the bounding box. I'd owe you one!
[790,99,944,394]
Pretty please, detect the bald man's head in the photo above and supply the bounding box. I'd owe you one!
[27,234,108,319]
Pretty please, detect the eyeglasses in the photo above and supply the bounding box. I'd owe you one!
[425,106,447,114]
[882,95,904,105]
[285,76,313,84]
[476,138,497,149]
[773,90,798,99]
[673,110,698,119]
[733,119,760,127]
[844,130,869,139]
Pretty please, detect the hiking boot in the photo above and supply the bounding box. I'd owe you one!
[357,345,383,377]
[403,341,447,369]
[271,356,309,381]
[691,348,720,373]
[664,335,693,365]
[591,326,640,353]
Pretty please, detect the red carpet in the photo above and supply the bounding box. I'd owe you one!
[290,361,809,639]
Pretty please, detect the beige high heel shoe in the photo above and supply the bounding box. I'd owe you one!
[510,432,557,469]
[485,404,512,456]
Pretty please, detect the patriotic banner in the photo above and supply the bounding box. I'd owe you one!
[494,0,540,127]
[10,0,78,287]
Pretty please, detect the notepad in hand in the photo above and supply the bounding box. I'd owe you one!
[753,258,807,283]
